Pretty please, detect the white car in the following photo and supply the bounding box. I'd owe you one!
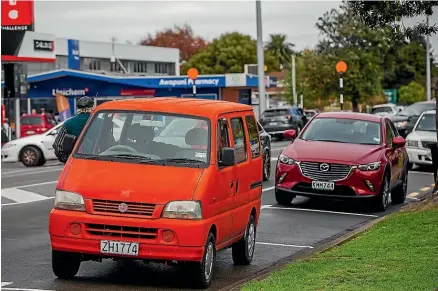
[371,103,399,117]
[405,110,437,169]
[1,121,65,167]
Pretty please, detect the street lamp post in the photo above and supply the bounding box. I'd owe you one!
[426,15,431,101]
[256,0,266,119]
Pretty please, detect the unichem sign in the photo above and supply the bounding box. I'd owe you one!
[52,88,86,96]
[158,78,221,87]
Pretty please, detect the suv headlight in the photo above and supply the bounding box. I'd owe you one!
[279,154,295,165]
[358,162,381,171]
[162,201,202,220]
[406,140,419,148]
[54,190,86,211]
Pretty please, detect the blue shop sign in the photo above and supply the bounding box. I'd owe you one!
[155,76,225,88]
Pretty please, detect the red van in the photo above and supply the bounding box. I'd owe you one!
[20,113,57,137]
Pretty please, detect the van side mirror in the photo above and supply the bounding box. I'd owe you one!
[62,134,77,154]
[219,147,235,167]
[283,129,297,140]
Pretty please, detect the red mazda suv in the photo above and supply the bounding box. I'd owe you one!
[275,112,408,212]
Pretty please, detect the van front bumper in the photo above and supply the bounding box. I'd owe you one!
[49,209,208,262]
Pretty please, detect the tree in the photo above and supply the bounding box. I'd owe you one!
[181,32,279,74]
[265,34,295,70]
[140,24,208,62]
[398,81,426,104]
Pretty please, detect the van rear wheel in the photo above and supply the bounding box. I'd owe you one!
[52,250,81,279]
[232,214,256,265]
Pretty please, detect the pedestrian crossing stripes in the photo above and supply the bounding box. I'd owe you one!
[1,181,57,206]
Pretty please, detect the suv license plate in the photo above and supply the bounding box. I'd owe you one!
[311,181,335,191]
[26,131,35,134]
[100,240,139,256]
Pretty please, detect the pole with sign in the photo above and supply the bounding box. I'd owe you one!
[187,68,199,98]
[336,61,347,111]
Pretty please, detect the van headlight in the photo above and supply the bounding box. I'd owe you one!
[54,190,86,211]
[358,162,381,171]
[161,201,202,220]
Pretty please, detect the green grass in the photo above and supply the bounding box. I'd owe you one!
[243,207,438,291]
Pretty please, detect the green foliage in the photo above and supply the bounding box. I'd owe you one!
[265,34,295,70]
[181,32,279,75]
[398,81,427,104]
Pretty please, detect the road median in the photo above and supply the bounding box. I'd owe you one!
[240,195,438,291]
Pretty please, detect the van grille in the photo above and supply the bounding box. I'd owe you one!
[299,162,351,181]
[92,199,155,217]
[85,223,158,240]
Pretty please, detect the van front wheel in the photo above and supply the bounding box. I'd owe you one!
[52,250,81,279]
[232,214,256,265]
[191,232,216,289]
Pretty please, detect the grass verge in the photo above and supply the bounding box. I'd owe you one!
[242,198,438,291]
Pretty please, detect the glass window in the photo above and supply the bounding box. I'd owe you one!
[21,116,43,125]
[157,117,202,137]
[45,114,57,125]
[230,117,247,163]
[300,118,382,145]
[262,109,289,118]
[372,106,394,114]
[397,102,436,117]
[245,115,260,158]
[388,120,400,137]
[415,113,436,132]
[75,111,210,165]
[385,121,394,146]
[217,118,231,164]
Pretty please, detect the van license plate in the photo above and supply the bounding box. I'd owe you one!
[100,240,139,256]
[311,181,335,191]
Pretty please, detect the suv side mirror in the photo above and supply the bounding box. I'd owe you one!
[219,147,235,167]
[392,136,406,148]
[283,129,297,140]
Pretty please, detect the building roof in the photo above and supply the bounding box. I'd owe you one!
[317,111,383,122]
[98,97,254,118]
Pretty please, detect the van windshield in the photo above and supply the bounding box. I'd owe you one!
[74,111,210,166]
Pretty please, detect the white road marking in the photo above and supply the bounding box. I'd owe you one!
[14,180,58,188]
[406,197,419,201]
[420,187,431,191]
[1,181,58,206]
[1,282,13,287]
[256,242,313,249]
[408,192,420,197]
[409,171,433,176]
[262,186,275,192]
[271,157,278,162]
[2,288,54,291]
[2,167,62,177]
[263,206,379,218]
[261,204,272,209]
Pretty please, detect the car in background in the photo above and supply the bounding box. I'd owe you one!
[20,113,57,138]
[304,109,320,119]
[371,103,399,117]
[258,121,271,181]
[405,110,436,170]
[389,100,436,137]
[275,112,408,212]
[2,120,64,167]
[259,106,307,140]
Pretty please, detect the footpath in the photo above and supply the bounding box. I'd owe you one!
[242,194,438,291]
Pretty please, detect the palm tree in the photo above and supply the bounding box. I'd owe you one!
[265,34,295,70]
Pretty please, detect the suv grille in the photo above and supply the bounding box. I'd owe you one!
[92,199,155,217]
[299,162,351,181]
[85,224,158,240]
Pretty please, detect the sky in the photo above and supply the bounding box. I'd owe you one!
[33,0,438,55]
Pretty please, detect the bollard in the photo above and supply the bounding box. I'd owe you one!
[428,142,437,183]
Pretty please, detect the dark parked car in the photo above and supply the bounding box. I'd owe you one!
[258,121,271,181]
[389,100,436,137]
[260,106,307,140]
[275,112,409,212]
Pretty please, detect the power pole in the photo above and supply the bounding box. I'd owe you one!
[256,0,266,118]
[292,54,297,106]
[426,15,431,101]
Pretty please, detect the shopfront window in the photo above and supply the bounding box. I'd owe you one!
[30,98,58,116]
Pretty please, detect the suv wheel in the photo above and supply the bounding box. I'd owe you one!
[373,172,390,212]
[391,169,408,204]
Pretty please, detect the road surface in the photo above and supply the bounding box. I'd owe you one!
[1,140,435,290]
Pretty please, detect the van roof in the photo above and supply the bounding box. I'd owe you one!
[96,97,253,118]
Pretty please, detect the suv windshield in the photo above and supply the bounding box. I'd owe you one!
[415,113,436,132]
[397,102,435,117]
[75,111,210,165]
[372,107,393,114]
[300,117,382,145]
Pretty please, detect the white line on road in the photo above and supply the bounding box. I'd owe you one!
[262,186,275,192]
[2,167,62,177]
[1,282,13,287]
[261,204,272,209]
[1,188,49,204]
[271,157,278,162]
[263,206,379,218]
[256,242,314,249]
[2,288,55,291]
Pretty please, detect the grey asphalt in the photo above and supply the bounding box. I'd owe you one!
[1,141,435,290]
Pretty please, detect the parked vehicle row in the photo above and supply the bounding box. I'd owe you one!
[259,105,308,140]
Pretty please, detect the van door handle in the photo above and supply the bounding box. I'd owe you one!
[235,179,239,193]
[230,181,234,188]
